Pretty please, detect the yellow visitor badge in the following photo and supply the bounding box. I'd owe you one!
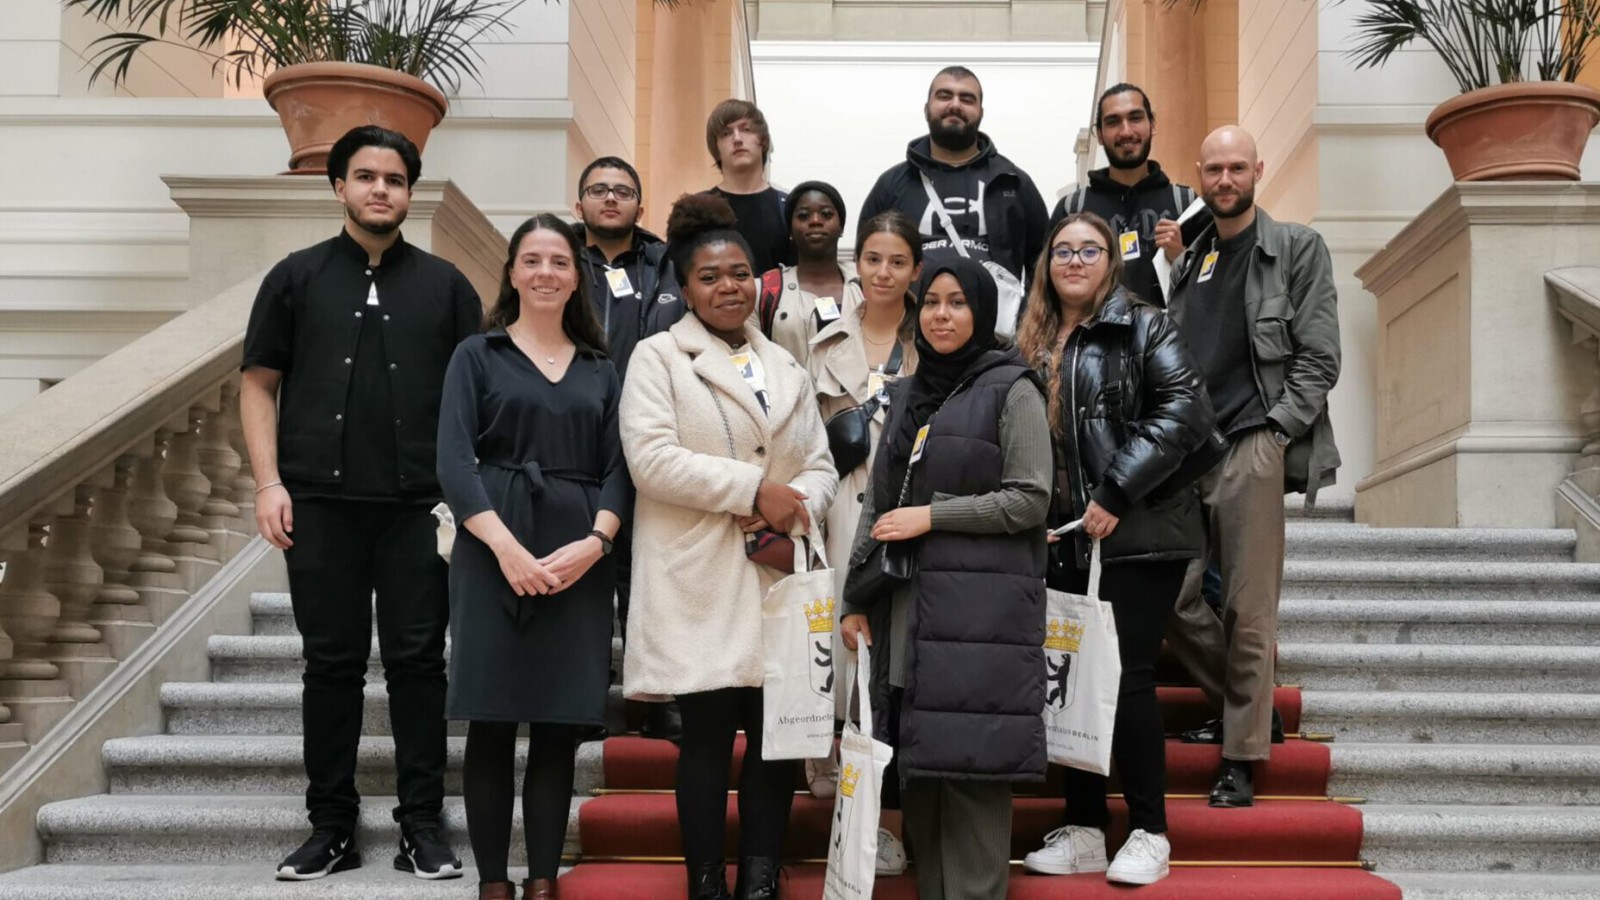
[1119,230,1141,261]
[1197,250,1221,283]
[814,295,841,322]
[910,424,931,463]
[604,267,636,297]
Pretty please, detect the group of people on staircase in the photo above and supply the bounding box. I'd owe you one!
[238,64,1342,900]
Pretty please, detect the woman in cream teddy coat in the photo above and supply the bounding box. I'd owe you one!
[619,193,836,900]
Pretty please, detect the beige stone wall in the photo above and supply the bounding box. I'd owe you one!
[570,0,640,184]
[1238,0,1316,223]
[745,0,1102,42]
[1115,0,1236,180]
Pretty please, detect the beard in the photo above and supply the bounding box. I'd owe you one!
[1104,136,1152,170]
[584,217,634,242]
[347,203,404,236]
[925,106,981,153]
[1204,184,1256,219]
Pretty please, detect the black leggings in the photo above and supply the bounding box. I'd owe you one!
[463,721,579,883]
[676,687,797,864]
[1058,559,1187,834]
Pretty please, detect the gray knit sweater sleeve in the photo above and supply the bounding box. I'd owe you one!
[928,379,1053,533]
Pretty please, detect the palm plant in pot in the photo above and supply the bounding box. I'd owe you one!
[61,0,524,173]
[1345,0,1600,180]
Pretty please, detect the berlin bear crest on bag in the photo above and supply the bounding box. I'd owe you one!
[807,598,836,699]
[1044,616,1086,711]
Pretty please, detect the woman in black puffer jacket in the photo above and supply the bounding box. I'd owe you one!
[1014,211,1215,887]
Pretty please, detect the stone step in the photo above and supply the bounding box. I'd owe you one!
[0,864,509,899]
[1359,804,1600,872]
[209,634,622,683]
[247,593,297,636]
[1277,598,1600,645]
[1281,561,1600,603]
[35,794,584,866]
[1278,643,1600,692]
[1300,690,1600,744]
[1328,742,1600,805]
[1285,497,1353,521]
[1281,524,1574,562]
[101,735,608,796]
[161,682,472,736]
[1385,872,1600,899]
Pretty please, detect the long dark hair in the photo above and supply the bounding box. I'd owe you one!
[854,210,922,345]
[486,214,607,357]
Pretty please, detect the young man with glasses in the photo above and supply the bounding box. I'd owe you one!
[573,156,684,743]
[1053,83,1210,307]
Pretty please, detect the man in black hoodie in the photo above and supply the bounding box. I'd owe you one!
[861,66,1049,310]
[575,156,684,383]
[1052,83,1211,307]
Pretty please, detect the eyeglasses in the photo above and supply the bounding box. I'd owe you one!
[582,183,639,201]
[1050,245,1106,265]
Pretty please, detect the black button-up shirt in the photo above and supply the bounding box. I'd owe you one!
[242,229,482,501]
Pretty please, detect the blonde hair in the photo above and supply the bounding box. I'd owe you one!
[1015,212,1126,437]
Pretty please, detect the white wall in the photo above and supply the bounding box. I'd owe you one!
[751,41,1101,223]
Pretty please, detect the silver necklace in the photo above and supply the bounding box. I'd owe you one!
[511,324,559,365]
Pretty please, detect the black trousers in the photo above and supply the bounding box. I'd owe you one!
[1057,559,1187,834]
[676,687,796,864]
[284,498,449,831]
[464,722,578,882]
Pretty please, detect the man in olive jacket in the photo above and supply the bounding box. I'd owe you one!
[1162,125,1341,809]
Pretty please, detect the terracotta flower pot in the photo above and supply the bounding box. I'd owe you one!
[1425,81,1600,182]
[262,62,449,175]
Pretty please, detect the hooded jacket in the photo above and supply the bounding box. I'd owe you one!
[860,134,1050,288]
[579,228,685,381]
[1051,161,1209,308]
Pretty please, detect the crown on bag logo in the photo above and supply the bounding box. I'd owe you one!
[805,597,836,634]
[839,763,861,798]
[1045,618,1085,653]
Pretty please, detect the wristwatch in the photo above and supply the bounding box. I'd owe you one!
[1271,427,1292,447]
[589,530,614,555]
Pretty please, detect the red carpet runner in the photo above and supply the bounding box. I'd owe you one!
[560,687,1401,898]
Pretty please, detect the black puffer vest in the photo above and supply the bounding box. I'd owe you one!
[888,354,1048,782]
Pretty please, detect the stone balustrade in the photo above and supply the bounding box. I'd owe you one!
[0,275,259,773]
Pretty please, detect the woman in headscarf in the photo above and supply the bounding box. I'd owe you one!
[839,257,1053,900]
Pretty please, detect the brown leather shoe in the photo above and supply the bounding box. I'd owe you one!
[478,882,515,900]
[522,877,557,900]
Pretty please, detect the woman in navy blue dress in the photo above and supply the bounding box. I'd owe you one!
[437,214,629,900]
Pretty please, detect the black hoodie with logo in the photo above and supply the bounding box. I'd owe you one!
[861,134,1050,288]
[1050,160,1211,308]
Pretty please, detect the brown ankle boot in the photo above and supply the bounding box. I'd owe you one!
[478,882,515,900]
[522,877,557,900]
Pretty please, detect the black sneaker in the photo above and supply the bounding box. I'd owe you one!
[394,827,463,880]
[275,828,360,881]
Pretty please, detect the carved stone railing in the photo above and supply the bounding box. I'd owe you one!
[0,274,258,771]
[1549,266,1600,561]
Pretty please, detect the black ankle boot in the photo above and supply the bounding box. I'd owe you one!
[687,861,730,900]
[734,856,779,900]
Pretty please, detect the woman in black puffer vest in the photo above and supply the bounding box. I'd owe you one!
[1015,212,1215,887]
[839,257,1053,900]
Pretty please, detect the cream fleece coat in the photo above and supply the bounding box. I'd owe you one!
[621,313,838,698]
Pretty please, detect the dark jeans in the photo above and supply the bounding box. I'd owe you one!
[464,722,578,882]
[675,687,796,863]
[284,498,449,832]
[1056,559,1187,834]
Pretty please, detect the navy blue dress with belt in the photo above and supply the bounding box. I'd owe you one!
[436,330,630,727]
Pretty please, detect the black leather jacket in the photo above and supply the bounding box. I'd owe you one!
[1048,287,1215,568]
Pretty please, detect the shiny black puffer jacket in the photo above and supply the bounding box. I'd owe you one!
[1048,287,1215,567]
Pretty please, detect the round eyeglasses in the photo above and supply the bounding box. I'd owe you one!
[582,183,639,201]
[1050,245,1106,265]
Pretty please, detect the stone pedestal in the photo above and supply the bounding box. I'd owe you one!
[1353,183,1600,527]
[0,679,74,744]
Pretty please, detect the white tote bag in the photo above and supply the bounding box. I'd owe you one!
[920,172,1026,339]
[761,537,838,761]
[1042,538,1122,775]
[823,643,895,900]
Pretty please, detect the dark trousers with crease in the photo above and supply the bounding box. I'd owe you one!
[675,687,796,864]
[1055,559,1187,835]
[284,498,449,831]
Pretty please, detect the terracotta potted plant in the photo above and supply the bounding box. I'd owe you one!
[1346,0,1600,181]
[61,0,524,173]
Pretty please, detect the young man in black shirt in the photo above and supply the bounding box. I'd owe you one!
[860,66,1049,332]
[1053,83,1212,307]
[240,126,481,882]
[701,99,794,275]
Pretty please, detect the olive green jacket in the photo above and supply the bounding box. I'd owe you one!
[1167,208,1342,504]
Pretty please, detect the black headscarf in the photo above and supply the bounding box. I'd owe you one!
[881,257,1002,501]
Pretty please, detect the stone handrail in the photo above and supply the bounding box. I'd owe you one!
[1548,266,1600,470]
[0,273,259,767]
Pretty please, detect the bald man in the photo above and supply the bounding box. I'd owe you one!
[1162,125,1342,808]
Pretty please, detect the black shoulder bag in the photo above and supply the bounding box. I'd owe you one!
[823,340,904,476]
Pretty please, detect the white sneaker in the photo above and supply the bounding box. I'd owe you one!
[874,828,907,876]
[1106,829,1171,885]
[1022,825,1107,875]
[805,756,838,799]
